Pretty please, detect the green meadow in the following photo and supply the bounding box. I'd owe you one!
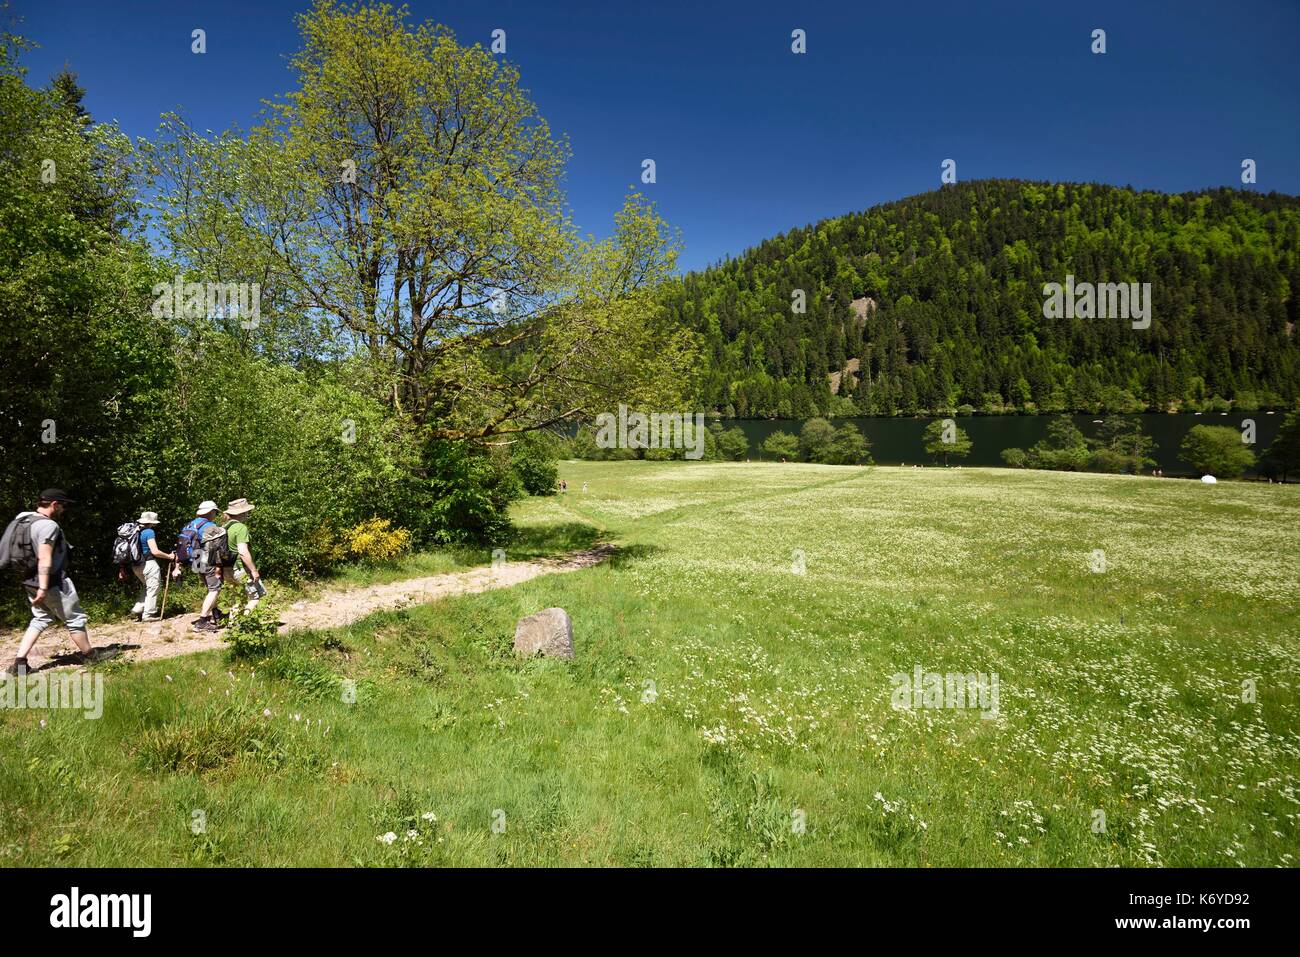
[2,461,1297,867]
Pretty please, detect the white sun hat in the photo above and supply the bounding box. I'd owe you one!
[196,500,219,515]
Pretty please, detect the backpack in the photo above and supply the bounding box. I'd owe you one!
[176,518,212,568]
[0,512,40,577]
[192,523,231,574]
[112,521,143,566]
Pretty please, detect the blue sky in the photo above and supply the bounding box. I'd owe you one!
[11,0,1300,272]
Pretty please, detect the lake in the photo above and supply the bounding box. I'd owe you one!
[730,413,1284,477]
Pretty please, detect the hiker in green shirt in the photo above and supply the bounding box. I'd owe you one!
[221,498,263,612]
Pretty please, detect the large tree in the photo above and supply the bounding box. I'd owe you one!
[144,0,696,442]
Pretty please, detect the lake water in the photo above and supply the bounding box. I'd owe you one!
[731,413,1283,477]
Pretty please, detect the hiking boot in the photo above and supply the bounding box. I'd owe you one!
[141,614,162,622]
[192,616,218,634]
[4,657,28,677]
[211,608,229,625]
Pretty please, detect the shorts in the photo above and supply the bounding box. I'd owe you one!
[202,568,224,592]
[25,577,89,632]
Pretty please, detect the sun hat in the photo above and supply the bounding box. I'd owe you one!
[225,498,255,516]
[196,500,219,516]
[137,511,160,525]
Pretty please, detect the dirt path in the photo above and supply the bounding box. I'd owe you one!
[2,546,614,673]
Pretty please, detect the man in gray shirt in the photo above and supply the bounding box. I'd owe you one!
[5,488,102,675]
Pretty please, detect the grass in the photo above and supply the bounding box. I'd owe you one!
[1,460,1296,866]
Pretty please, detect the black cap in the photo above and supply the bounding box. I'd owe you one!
[37,488,76,504]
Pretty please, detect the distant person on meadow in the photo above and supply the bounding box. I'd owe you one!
[131,511,175,621]
[1,489,107,674]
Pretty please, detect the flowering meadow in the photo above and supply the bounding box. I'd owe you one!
[1,461,1296,866]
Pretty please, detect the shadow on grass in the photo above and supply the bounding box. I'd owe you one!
[509,521,605,559]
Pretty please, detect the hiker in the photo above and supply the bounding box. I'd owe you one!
[174,501,228,633]
[221,498,263,612]
[2,489,105,675]
[130,511,175,621]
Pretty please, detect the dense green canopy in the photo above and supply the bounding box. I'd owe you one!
[665,179,1300,418]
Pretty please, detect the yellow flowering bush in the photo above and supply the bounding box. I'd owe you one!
[342,518,412,564]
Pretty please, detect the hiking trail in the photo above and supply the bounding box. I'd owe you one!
[1,546,615,673]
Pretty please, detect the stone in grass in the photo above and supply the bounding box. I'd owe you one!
[513,608,574,660]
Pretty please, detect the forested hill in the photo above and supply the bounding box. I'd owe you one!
[663,180,1300,418]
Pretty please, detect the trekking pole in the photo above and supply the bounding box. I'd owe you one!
[160,561,173,620]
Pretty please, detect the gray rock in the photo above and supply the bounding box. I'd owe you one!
[513,607,574,660]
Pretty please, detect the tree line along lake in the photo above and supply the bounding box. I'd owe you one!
[728,413,1284,477]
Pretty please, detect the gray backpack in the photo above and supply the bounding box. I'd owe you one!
[0,513,40,577]
[192,523,230,574]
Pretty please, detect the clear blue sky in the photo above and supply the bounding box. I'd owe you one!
[11,0,1300,272]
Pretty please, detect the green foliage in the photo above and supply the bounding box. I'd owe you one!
[663,180,1300,418]
[144,1,698,442]
[1027,416,1090,471]
[819,423,872,465]
[511,432,559,495]
[1260,408,1300,482]
[798,418,836,462]
[415,440,520,545]
[762,431,800,461]
[1180,425,1255,479]
[223,606,280,661]
[1000,447,1028,468]
[922,419,973,465]
[716,426,750,461]
[0,29,172,565]
[1086,417,1157,474]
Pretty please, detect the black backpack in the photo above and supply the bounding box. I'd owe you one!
[0,513,40,577]
[112,521,143,566]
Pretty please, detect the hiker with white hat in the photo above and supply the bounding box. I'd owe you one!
[173,500,231,633]
[130,511,176,621]
[221,499,264,612]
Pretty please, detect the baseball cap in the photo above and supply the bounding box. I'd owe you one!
[38,488,76,504]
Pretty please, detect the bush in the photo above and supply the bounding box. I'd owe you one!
[798,418,836,462]
[512,432,559,495]
[762,431,799,461]
[342,517,413,563]
[1000,447,1027,468]
[223,605,280,660]
[717,426,750,461]
[1180,425,1255,478]
[819,423,872,465]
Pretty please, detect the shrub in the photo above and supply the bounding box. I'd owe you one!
[717,426,750,461]
[819,423,872,465]
[223,606,280,660]
[1180,425,1255,478]
[1000,447,1027,468]
[762,431,799,461]
[512,432,559,495]
[343,517,413,563]
[798,418,836,462]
